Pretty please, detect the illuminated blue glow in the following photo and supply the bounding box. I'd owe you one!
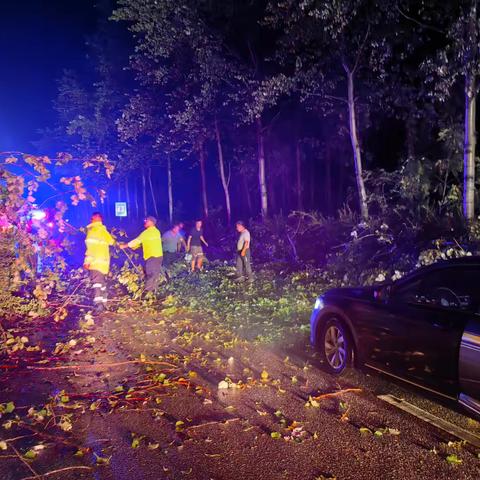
[30,209,46,221]
[314,297,324,310]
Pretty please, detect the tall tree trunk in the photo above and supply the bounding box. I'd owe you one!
[142,168,147,218]
[464,72,477,220]
[295,140,303,210]
[199,141,209,219]
[256,117,268,218]
[464,1,478,220]
[215,119,231,224]
[167,157,173,224]
[345,68,369,220]
[148,167,159,218]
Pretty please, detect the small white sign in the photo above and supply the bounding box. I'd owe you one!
[115,202,127,217]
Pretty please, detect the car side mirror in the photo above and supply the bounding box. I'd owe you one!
[374,285,391,303]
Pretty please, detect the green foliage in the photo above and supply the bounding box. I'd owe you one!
[158,262,331,343]
[0,152,114,320]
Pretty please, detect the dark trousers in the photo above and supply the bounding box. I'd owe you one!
[89,270,107,306]
[235,250,253,280]
[163,251,179,268]
[145,256,163,292]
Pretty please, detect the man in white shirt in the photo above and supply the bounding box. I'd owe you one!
[235,221,253,283]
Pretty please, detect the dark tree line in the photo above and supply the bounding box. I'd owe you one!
[40,0,480,227]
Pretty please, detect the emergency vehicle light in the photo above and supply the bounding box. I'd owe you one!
[30,209,46,221]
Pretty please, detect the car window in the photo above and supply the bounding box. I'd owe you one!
[391,266,480,311]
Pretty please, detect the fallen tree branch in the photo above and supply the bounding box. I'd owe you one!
[5,434,37,443]
[312,388,362,401]
[20,465,93,480]
[27,360,177,371]
[16,422,79,449]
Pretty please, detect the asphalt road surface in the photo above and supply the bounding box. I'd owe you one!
[1,308,479,480]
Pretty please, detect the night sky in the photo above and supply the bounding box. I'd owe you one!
[0,0,97,152]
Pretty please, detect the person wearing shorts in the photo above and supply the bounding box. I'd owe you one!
[187,220,208,272]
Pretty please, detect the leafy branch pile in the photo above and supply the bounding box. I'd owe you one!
[0,152,114,321]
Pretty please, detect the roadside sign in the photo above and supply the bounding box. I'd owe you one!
[115,202,127,217]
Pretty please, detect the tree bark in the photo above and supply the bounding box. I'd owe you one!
[345,68,369,220]
[295,140,303,210]
[256,117,268,217]
[463,1,478,221]
[199,141,209,219]
[141,168,147,218]
[464,72,477,220]
[167,156,173,224]
[215,119,231,224]
[148,167,159,218]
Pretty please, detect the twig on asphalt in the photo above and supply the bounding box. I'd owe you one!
[185,418,240,432]
[20,465,93,480]
[26,360,178,371]
[5,434,37,443]
[16,422,79,449]
[312,388,362,401]
[9,443,40,479]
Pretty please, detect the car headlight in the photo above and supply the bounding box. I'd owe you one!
[314,297,324,310]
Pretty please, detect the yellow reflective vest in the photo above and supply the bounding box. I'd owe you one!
[84,221,115,275]
[128,226,163,260]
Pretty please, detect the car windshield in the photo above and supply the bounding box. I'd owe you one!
[392,266,480,311]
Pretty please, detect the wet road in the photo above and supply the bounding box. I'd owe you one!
[1,308,479,480]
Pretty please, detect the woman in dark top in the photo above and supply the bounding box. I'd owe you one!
[187,220,208,272]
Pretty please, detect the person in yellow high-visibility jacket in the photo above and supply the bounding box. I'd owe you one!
[83,212,115,312]
[120,216,164,292]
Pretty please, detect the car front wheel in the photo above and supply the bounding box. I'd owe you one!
[319,317,353,375]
